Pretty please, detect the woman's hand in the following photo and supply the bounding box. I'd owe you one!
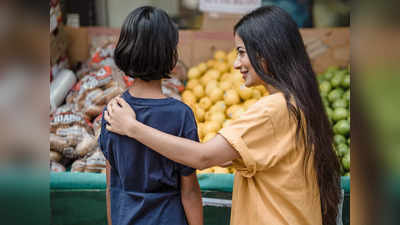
[104,97,137,136]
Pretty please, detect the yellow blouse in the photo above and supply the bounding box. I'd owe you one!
[219,92,322,225]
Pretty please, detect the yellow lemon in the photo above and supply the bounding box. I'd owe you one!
[200,73,214,86]
[187,67,201,79]
[197,62,208,74]
[243,99,258,110]
[198,97,212,110]
[203,132,217,143]
[182,90,195,99]
[232,106,245,120]
[182,97,196,107]
[195,106,205,122]
[205,69,221,81]
[226,104,241,118]
[197,168,214,174]
[205,80,218,95]
[214,62,229,73]
[192,85,204,99]
[209,111,226,124]
[181,90,196,106]
[223,119,232,128]
[228,167,236,174]
[209,101,226,113]
[197,122,205,139]
[209,88,224,103]
[219,80,233,91]
[206,59,216,68]
[231,70,243,81]
[220,72,231,82]
[254,85,268,94]
[252,89,262,99]
[214,50,227,62]
[238,85,253,100]
[224,89,240,106]
[204,121,221,134]
[233,78,245,89]
[213,166,230,174]
[186,79,200,90]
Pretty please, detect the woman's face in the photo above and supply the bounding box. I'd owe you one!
[233,34,265,87]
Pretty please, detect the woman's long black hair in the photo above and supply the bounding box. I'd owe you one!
[234,6,341,225]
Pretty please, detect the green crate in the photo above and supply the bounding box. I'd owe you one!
[50,172,350,225]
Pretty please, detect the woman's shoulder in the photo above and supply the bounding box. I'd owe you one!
[252,92,288,115]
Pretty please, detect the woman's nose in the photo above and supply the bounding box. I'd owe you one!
[233,56,241,70]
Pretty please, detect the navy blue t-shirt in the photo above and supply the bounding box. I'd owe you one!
[99,90,199,225]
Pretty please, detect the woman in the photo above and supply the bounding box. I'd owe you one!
[105,6,341,225]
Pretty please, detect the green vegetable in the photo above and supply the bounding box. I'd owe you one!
[344,89,350,103]
[332,108,349,122]
[325,107,333,119]
[319,81,332,94]
[334,134,347,146]
[342,152,350,170]
[336,143,349,157]
[328,88,344,103]
[342,75,350,88]
[332,99,347,108]
[333,119,350,136]
[330,71,345,88]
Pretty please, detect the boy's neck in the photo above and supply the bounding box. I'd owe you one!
[128,79,166,99]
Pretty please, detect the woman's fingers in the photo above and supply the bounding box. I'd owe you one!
[108,97,121,115]
[116,96,129,108]
[106,124,113,132]
[115,96,136,118]
[107,99,114,115]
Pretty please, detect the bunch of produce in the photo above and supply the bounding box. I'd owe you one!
[318,66,350,176]
[182,50,269,174]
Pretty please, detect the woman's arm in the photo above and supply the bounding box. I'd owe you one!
[104,97,240,169]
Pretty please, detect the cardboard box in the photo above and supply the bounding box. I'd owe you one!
[201,12,242,31]
[64,26,349,75]
[64,26,89,66]
[50,25,68,65]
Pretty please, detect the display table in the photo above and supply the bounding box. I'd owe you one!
[50,172,350,225]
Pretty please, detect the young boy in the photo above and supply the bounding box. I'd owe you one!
[99,6,203,225]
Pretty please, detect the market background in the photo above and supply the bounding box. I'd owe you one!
[49,1,351,224]
[2,0,400,225]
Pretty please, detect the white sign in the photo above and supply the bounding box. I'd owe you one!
[199,0,261,14]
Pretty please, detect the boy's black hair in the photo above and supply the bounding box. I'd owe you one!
[114,6,178,81]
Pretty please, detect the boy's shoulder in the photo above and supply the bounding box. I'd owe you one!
[169,98,194,113]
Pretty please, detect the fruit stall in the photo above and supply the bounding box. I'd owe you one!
[50,27,350,225]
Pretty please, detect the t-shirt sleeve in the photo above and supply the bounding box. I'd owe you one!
[218,102,277,177]
[98,109,109,160]
[176,109,199,176]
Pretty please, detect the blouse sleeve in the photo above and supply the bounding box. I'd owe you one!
[218,102,278,177]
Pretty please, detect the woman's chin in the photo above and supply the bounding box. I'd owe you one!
[243,81,253,87]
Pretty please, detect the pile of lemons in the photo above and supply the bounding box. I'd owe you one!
[181,49,269,174]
